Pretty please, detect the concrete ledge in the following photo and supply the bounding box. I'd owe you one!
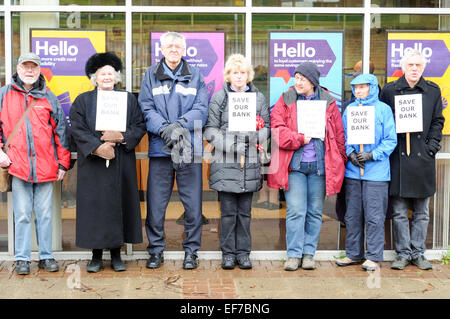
[0,249,447,262]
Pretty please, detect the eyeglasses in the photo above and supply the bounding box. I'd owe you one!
[294,75,310,83]
[19,64,39,71]
[163,44,184,51]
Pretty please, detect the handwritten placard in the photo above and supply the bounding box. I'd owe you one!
[394,94,423,133]
[95,90,128,132]
[228,92,256,132]
[346,105,375,145]
[297,100,326,139]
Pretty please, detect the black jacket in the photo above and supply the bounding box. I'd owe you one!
[380,75,444,198]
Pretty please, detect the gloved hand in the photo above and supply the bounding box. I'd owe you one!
[0,149,11,168]
[101,131,124,143]
[348,151,364,169]
[356,151,373,163]
[160,122,183,148]
[93,142,116,160]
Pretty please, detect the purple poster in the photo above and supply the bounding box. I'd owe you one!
[269,32,343,110]
[30,29,106,126]
[151,32,225,102]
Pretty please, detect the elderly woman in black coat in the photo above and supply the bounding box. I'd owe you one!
[70,52,146,272]
[204,54,270,270]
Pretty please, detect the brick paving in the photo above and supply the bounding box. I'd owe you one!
[0,259,449,299]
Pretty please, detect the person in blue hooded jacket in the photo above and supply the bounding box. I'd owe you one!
[336,74,397,271]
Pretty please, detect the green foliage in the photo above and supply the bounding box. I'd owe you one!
[441,246,450,265]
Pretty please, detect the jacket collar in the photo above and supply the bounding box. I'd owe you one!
[394,75,427,92]
[155,57,192,81]
[11,73,47,98]
[283,85,334,107]
[224,81,258,93]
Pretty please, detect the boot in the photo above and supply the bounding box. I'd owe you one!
[87,249,103,273]
[110,247,126,272]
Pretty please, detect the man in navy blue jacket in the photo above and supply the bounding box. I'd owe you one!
[138,31,208,270]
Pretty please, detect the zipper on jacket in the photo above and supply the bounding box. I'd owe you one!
[24,94,35,183]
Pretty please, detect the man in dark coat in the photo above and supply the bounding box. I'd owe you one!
[380,50,444,271]
[70,52,146,272]
[138,32,208,270]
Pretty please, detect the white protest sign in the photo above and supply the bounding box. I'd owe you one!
[394,94,423,133]
[346,105,375,145]
[228,92,256,132]
[297,100,326,139]
[95,90,128,132]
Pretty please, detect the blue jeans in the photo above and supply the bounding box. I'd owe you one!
[284,162,325,258]
[12,176,54,261]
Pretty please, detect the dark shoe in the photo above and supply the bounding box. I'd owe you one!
[86,258,104,273]
[237,255,252,269]
[38,259,59,272]
[221,256,236,270]
[411,255,432,270]
[110,248,126,272]
[183,253,198,270]
[253,201,282,210]
[177,212,209,225]
[391,256,410,270]
[16,261,30,275]
[146,253,164,269]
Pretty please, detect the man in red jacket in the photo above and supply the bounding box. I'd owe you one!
[0,53,71,275]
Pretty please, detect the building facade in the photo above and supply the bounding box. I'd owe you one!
[0,0,449,260]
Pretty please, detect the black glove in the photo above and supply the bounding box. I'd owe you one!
[348,151,364,169]
[160,122,182,148]
[356,151,373,163]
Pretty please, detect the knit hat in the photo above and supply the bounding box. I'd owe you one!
[294,62,320,88]
[85,52,122,78]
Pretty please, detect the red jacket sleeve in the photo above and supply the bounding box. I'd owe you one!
[271,95,304,151]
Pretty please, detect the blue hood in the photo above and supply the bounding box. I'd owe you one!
[350,73,379,106]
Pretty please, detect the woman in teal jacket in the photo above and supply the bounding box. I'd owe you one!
[337,74,397,271]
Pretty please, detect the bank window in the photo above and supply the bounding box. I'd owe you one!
[0,14,5,252]
[251,13,367,251]
[12,11,125,251]
[132,0,244,6]
[371,13,450,250]
[132,12,245,251]
[253,0,362,7]
[13,0,126,5]
[371,0,439,7]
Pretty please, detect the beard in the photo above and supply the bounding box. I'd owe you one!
[18,74,39,86]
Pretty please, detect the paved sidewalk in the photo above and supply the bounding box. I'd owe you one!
[0,259,449,299]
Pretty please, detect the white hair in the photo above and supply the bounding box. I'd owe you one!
[160,31,186,48]
[401,49,427,71]
[89,69,122,87]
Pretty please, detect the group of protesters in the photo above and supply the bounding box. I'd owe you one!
[0,31,443,276]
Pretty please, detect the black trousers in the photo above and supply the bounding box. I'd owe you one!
[145,157,203,255]
[218,191,253,258]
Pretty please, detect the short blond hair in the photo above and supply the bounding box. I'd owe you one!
[223,54,254,83]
